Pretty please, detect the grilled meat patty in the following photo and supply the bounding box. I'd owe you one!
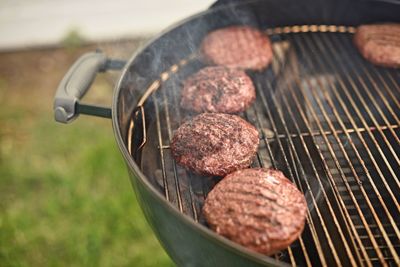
[200,26,273,70]
[171,113,259,177]
[203,168,307,255]
[354,23,400,68]
[180,66,256,113]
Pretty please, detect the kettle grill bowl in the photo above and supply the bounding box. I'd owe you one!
[112,0,400,266]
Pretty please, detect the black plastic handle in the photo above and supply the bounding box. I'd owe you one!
[54,51,125,123]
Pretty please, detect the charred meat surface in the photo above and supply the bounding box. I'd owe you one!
[203,168,307,256]
[200,26,273,70]
[171,113,259,177]
[354,23,400,68]
[180,66,256,113]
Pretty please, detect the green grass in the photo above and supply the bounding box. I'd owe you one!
[0,54,174,267]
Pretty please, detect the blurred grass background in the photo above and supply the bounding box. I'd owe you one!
[0,41,174,266]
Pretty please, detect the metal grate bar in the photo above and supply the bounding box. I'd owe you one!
[153,95,171,202]
[245,107,299,265]
[160,90,184,213]
[250,103,311,267]
[251,78,327,266]
[159,124,398,148]
[255,67,341,265]
[376,73,400,113]
[295,233,311,267]
[288,33,390,265]
[161,85,199,220]
[320,34,400,209]
[252,152,297,266]
[311,33,400,260]
[170,79,203,222]
[320,34,400,205]
[245,112,301,267]
[271,42,366,265]
[331,35,400,166]
[338,36,400,125]
[342,51,400,151]
[360,63,400,122]
[355,224,396,230]
[311,33,400,195]
[271,43,373,266]
[299,33,400,263]
[278,78,364,265]
[385,72,400,94]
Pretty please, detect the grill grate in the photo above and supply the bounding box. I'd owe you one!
[129,26,400,266]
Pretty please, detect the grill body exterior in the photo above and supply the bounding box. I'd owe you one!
[55,0,400,266]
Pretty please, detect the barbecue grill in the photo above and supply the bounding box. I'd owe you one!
[54,0,400,266]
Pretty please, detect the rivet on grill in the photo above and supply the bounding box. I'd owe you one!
[319,25,328,32]
[161,72,169,81]
[292,25,300,33]
[179,59,188,66]
[309,25,318,32]
[170,64,179,73]
[328,25,337,32]
[283,26,291,33]
[301,25,309,32]
[347,27,356,33]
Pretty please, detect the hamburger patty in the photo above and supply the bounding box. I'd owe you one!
[354,23,400,68]
[170,113,259,177]
[180,66,256,113]
[203,168,307,255]
[200,26,273,70]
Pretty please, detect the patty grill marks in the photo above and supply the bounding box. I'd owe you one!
[354,23,400,67]
[210,194,303,240]
[171,113,259,177]
[203,168,307,255]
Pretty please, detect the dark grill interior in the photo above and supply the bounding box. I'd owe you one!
[129,26,399,266]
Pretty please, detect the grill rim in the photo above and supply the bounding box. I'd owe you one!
[109,1,400,265]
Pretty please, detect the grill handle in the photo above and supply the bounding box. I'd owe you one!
[54,50,126,123]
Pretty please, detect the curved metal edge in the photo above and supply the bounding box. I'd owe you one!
[110,2,287,266]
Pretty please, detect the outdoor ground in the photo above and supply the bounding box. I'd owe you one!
[0,40,174,266]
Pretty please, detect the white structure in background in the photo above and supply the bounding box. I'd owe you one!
[0,0,214,50]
